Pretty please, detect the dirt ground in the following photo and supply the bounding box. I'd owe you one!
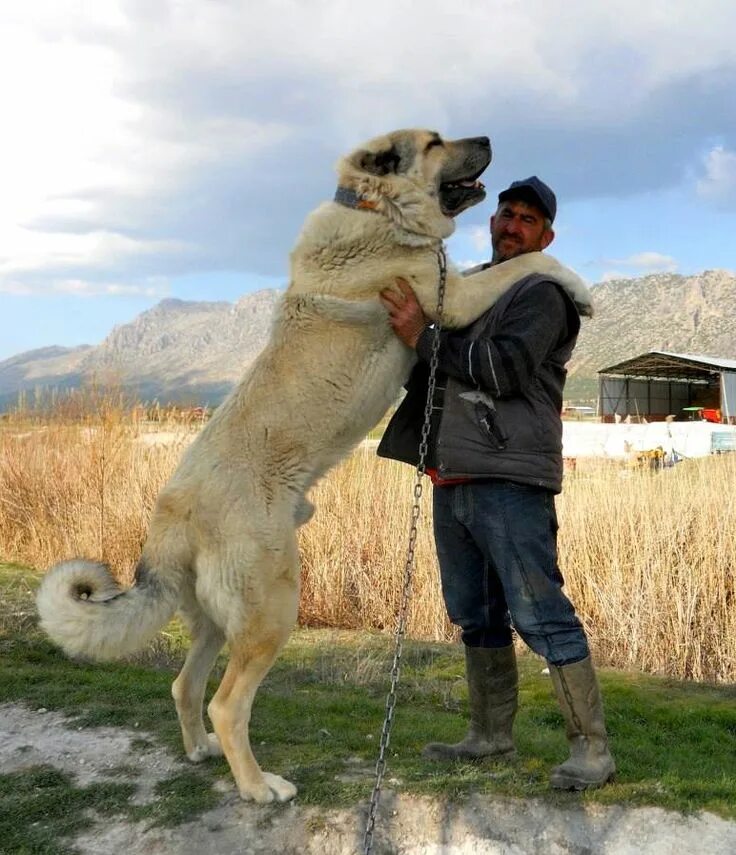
[3,703,736,855]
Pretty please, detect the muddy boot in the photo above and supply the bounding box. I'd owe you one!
[423,645,518,761]
[548,656,615,790]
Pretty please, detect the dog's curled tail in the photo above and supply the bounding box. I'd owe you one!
[36,558,179,661]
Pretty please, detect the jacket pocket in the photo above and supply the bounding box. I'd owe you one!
[459,390,510,449]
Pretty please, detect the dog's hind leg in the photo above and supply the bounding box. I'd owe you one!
[207,565,299,803]
[172,598,226,763]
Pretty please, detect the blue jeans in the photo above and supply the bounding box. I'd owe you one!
[432,480,589,666]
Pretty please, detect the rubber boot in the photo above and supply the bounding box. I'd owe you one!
[423,645,518,761]
[548,656,615,790]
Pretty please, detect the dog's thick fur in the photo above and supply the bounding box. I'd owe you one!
[37,129,592,803]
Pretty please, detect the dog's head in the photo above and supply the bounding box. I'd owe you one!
[337,129,491,239]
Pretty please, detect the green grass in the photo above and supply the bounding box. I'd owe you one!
[2,561,735,853]
[0,766,136,855]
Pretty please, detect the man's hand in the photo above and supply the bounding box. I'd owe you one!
[380,277,428,349]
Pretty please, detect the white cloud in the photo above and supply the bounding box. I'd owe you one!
[1,1,735,296]
[469,226,490,254]
[696,146,736,205]
[0,229,188,278]
[50,278,171,298]
[0,276,171,298]
[604,252,678,273]
[599,251,679,282]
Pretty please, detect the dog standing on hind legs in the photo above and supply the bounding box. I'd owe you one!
[36,128,593,804]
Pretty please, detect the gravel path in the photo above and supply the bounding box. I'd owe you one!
[3,703,735,855]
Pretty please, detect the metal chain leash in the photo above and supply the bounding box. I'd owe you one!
[363,245,448,855]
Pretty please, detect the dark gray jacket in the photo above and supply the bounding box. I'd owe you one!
[377,272,581,493]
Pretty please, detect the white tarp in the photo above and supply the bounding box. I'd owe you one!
[562,422,736,459]
[722,372,736,422]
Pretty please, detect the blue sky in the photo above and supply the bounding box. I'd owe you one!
[1,1,735,360]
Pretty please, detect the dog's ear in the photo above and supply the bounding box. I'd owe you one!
[359,145,401,176]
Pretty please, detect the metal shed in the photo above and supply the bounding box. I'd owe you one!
[598,351,736,423]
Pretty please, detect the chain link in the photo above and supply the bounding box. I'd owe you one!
[363,245,447,855]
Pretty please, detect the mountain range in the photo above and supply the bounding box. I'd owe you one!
[1,269,734,410]
[0,291,280,410]
[567,268,736,399]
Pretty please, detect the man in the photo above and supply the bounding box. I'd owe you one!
[377,177,615,790]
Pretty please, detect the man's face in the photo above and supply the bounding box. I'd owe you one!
[490,199,554,263]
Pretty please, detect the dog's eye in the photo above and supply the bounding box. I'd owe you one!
[426,138,444,151]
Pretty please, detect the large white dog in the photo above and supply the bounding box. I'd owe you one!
[37,129,592,804]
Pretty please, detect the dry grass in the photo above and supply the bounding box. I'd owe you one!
[1,406,735,682]
[560,456,736,682]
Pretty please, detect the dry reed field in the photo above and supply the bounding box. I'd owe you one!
[1,401,735,682]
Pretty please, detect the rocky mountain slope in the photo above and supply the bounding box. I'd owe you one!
[0,290,280,409]
[1,271,734,409]
[567,268,736,400]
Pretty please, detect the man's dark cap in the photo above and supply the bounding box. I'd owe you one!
[498,176,556,223]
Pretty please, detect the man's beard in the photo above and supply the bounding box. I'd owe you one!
[491,234,526,264]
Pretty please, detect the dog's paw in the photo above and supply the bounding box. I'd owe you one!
[187,745,209,763]
[239,772,297,804]
[239,779,274,804]
[206,732,223,756]
[264,772,298,802]
[187,733,223,763]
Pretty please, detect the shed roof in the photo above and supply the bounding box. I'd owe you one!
[598,351,736,381]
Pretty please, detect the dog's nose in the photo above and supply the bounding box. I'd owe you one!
[472,136,492,161]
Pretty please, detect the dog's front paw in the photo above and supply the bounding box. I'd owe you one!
[263,772,297,802]
[239,772,297,803]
